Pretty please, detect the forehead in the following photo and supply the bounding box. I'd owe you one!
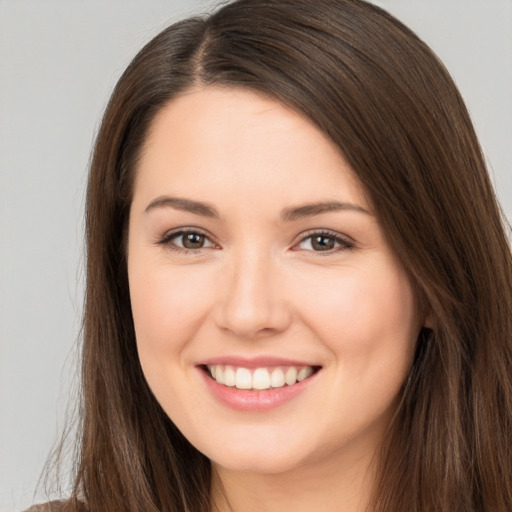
[133,86,369,212]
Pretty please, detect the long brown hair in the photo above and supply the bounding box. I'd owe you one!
[57,0,512,510]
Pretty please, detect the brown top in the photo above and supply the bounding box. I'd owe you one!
[24,504,62,512]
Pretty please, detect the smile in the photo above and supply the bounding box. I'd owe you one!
[205,364,318,390]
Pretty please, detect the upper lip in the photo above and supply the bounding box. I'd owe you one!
[197,356,321,368]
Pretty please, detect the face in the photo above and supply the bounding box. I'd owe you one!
[128,87,423,477]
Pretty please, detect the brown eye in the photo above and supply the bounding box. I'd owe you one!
[182,232,206,249]
[296,231,354,252]
[159,229,217,252]
[311,235,336,251]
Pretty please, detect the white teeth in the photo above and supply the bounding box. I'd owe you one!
[252,368,271,390]
[270,368,285,388]
[297,366,314,381]
[235,368,252,389]
[215,366,225,385]
[224,366,236,387]
[285,367,298,386]
[207,364,316,390]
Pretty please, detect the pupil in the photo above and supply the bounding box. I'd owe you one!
[183,233,204,248]
[312,235,334,251]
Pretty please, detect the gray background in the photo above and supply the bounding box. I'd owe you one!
[1,1,510,510]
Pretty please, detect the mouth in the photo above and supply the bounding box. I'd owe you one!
[201,364,322,391]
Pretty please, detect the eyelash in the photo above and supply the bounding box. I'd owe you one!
[156,228,218,254]
[156,228,355,254]
[294,229,355,253]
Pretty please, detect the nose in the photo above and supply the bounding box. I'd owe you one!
[214,247,292,339]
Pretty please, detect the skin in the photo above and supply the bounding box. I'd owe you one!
[127,86,425,512]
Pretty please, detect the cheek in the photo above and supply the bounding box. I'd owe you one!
[128,260,215,371]
[292,258,419,370]
[294,260,419,433]
[128,260,219,427]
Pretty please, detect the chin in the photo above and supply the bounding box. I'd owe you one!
[212,449,307,475]
[198,429,329,476]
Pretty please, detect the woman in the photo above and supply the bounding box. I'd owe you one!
[31,0,512,510]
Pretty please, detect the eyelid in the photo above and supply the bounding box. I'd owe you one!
[156,226,219,252]
[155,226,354,254]
[292,229,355,252]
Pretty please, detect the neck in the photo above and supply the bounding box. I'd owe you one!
[210,446,377,512]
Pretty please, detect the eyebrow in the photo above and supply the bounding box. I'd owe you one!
[144,196,371,220]
[145,196,219,217]
[280,201,371,221]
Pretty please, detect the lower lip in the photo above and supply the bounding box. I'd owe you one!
[199,367,319,412]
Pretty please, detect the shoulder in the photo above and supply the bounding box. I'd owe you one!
[24,501,87,512]
[24,504,62,512]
